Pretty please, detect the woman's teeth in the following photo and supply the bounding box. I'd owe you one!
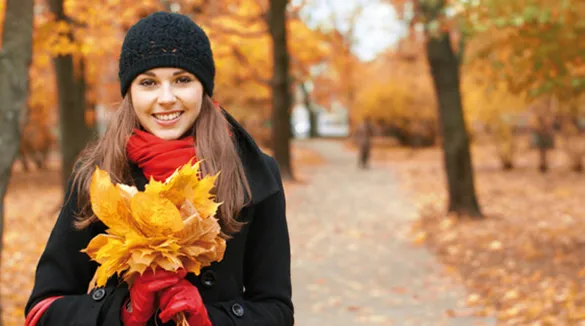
[154,112,182,121]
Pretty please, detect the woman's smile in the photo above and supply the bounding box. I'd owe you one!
[153,111,184,126]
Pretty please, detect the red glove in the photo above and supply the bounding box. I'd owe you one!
[121,269,187,326]
[158,279,211,326]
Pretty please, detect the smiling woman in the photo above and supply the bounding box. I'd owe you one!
[131,68,204,140]
[24,11,293,326]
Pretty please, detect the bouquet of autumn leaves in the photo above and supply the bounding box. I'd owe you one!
[82,160,226,326]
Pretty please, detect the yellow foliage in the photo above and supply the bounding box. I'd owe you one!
[0,0,4,46]
[461,60,530,164]
[144,160,221,219]
[355,81,410,121]
[461,60,529,127]
[463,81,528,126]
[83,161,226,289]
[353,78,436,132]
[206,0,331,111]
[352,44,436,126]
[462,0,585,101]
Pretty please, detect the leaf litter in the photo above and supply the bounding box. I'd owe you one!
[384,143,585,325]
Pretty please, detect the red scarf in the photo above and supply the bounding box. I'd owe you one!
[127,128,197,182]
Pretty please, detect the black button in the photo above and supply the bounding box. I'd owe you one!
[200,270,216,288]
[231,303,244,317]
[91,288,106,301]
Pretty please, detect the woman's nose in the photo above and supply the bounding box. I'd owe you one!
[157,83,177,106]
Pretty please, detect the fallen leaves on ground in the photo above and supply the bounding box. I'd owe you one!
[1,166,62,326]
[384,140,585,325]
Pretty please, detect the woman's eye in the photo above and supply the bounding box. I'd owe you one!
[139,79,156,87]
[176,76,192,84]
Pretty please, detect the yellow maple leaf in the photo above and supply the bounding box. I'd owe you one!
[130,192,184,237]
[89,167,138,237]
[144,160,221,219]
[82,233,129,286]
[144,160,201,207]
[192,173,222,219]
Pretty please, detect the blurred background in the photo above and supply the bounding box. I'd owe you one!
[2,0,585,325]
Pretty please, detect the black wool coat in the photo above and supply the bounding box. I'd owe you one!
[25,113,294,326]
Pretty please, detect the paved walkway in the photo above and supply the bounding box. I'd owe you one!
[287,139,495,326]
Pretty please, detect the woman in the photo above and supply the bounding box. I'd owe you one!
[24,11,294,326]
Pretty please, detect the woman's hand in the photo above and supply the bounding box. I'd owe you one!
[158,279,211,326]
[121,269,187,326]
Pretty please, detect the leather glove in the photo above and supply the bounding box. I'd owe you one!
[121,269,187,326]
[158,279,211,326]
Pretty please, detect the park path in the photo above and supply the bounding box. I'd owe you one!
[286,139,496,326]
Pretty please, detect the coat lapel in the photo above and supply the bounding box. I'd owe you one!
[223,109,279,205]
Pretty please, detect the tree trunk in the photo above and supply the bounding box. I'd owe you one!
[502,159,514,170]
[426,33,482,218]
[538,147,549,173]
[559,114,583,173]
[571,159,583,173]
[341,38,356,132]
[497,140,515,171]
[49,0,94,189]
[300,83,318,138]
[76,58,97,136]
[535,123,553,174]
[269,0,294,180]
[0,0,34,323]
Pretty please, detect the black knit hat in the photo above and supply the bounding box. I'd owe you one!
[118,11,215,97]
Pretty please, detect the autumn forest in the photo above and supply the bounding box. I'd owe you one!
[2,0,585,325]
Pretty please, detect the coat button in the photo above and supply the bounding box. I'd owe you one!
[231,303,245,317]
[200,270,216,288]
[91,288,106,301]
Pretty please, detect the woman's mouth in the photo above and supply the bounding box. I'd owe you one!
[153,111,184,125]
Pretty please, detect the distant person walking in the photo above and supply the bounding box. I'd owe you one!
[355,117,374,169]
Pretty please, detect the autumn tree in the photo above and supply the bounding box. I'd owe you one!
[461,45,529,170]
[288,18,332,139]
[203,0,328,177]
[327,2,364,131]
[296,2,364,132]
[557,96,585,172]
[269,0,293,179]
[463,0,585,173]
[299,82,318,138]
[390,0,482,217]
[48,0,95,189]
[0,0,34,322]
[352,35,437,147]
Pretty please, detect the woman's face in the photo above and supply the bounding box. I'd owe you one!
[130,68,203,140]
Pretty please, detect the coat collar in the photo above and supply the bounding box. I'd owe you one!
[130,109,279,205]
[222,109,279,204]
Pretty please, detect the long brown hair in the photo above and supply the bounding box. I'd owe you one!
[72,95,251,236]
